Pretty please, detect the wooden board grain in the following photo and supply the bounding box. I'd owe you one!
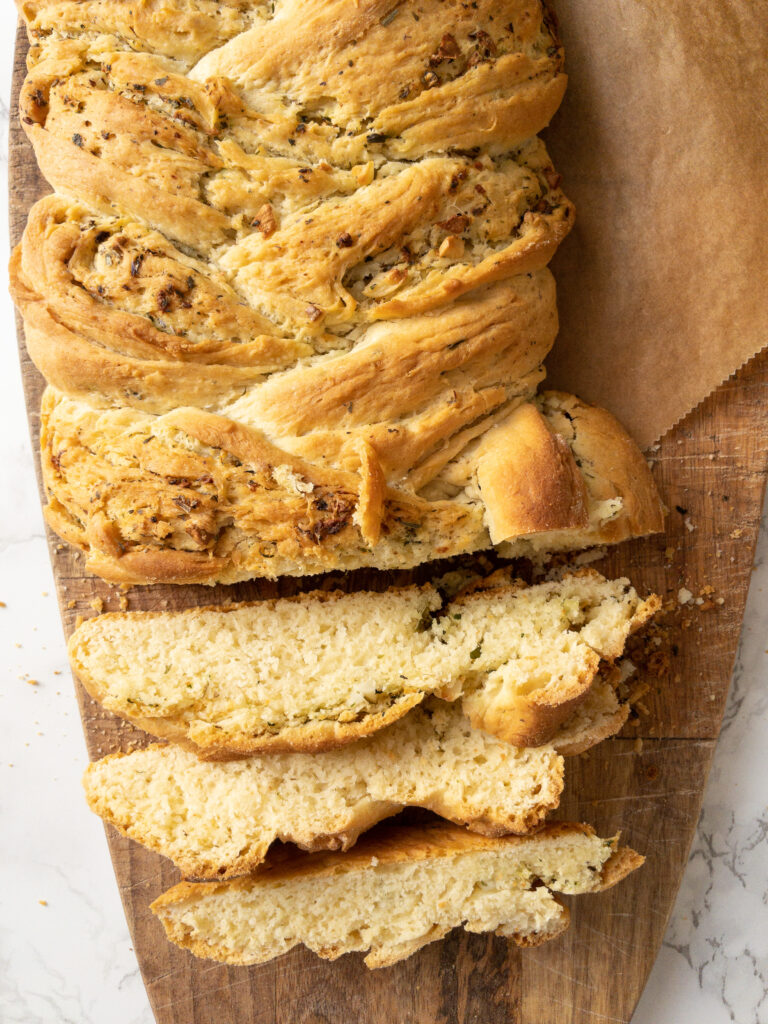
[9,22,768,1024]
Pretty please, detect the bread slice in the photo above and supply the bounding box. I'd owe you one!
[151,821,643,969]
[69,570,658,754]
[434,570,660,746]
[71,585,442,755]
[84,702,568,879]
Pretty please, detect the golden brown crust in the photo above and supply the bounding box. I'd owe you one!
[538,391,666,543]
[40,385,661,586]
[593,847,646,891]
[476,402,590,543]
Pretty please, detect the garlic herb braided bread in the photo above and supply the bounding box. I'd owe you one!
[13,0,662,583]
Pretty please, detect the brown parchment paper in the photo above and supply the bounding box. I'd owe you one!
[543,0,768,448]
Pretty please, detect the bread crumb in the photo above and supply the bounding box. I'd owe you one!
[66,600,76,609]
[677,587,693,605]
[90,597,104,613]
[730,528,744,539]
[633,737,643,753]
[0,601,6,608]
[119,596,129,611]
[38,900,47,907]
[26,679,39,686]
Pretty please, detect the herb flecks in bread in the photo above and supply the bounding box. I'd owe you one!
[69,570,659,753]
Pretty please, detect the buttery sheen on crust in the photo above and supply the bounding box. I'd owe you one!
[150,821,643,968]
[68,569,659,754]
[13,0,664,584]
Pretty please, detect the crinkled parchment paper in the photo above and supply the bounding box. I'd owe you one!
[544,0,768,447]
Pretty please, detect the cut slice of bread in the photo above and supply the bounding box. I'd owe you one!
[69,570,658,754]
[151,821,643,969]
[435,570,659,746]
[70,585,442,755]
[83,702,566,879]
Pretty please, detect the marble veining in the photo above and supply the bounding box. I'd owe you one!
[0,11,766,1023]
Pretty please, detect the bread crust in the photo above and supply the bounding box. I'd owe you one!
[537,391,666,543]
[40,384,662,586]
[476,402,590,543]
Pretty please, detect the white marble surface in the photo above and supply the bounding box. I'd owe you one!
[0,17,766,1024]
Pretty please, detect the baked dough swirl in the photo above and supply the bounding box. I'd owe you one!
[12,0,662,584]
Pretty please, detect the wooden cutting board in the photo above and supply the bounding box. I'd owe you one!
[10,23,768,1024]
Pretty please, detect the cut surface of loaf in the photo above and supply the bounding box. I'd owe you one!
[72,585,442,753]
[434,570,660,745]
[13,0,663,586]
[83,702,567,879]
[151,821,644,968]
[69,570,659,753]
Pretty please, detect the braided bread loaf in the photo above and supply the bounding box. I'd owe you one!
[13,0,663,583]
